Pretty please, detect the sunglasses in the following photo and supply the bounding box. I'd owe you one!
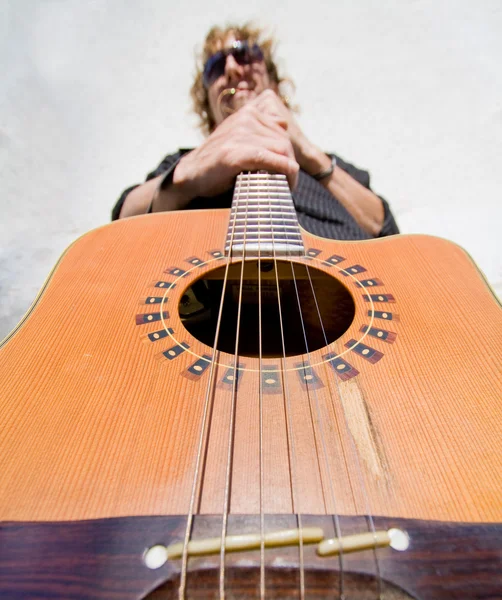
[202,41,264,88]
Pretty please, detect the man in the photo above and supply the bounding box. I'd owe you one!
[112,24,399,240]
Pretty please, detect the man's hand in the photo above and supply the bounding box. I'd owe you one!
[172,94,299,205]
[253,90,331,176]
[120,89,384,235]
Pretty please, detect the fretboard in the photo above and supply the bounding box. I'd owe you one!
[224,172,305,257]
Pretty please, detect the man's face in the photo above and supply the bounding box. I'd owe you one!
[206,34,275,128]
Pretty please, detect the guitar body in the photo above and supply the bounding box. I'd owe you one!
[0,209,501,598]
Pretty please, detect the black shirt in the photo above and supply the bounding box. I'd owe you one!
[112,149,399,240]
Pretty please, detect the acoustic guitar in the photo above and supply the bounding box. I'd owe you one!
[0,172,501,599]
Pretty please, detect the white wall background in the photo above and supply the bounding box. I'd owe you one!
[1,0,501,338]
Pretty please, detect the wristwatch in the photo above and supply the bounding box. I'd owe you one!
[312,155,336,181]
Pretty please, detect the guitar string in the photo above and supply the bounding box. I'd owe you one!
[178,175,244,600]
[276,185,348,598]
[218,173,252,599]
[179,168,380,598]
[214,90,302,595]
[257,175,266,599]
[303,263,384,598]
[227,176,382,598]
[178,86,381,595]
[285,181,385,598]
[273,203,345,597]
[288,258,346,598]
[268,174,306,599]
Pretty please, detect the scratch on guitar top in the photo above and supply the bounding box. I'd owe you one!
[338,379,389,487]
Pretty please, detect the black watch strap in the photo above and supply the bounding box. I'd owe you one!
[312,154,337,181]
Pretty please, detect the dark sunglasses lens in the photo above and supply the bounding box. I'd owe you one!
[203,44,264,87]
[234,44,263,65]
[250,44,264,62]
[233,45,249,63]
[203,52,226,87]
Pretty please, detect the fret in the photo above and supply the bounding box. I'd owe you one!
[234,187,290,193]
[231,200,294,207]
[233,193,291,199]
[228,243,305,257]
[234,191,292,196]
[228,236,303,242]
[231,217,297,224]
[230,210,297,218]
[226,236,304,244]
[226,172,304,257]
[228,225,301,232]
[238,173,288,180]
[231,216,297,222]
[226,230,304,238]
[229,207,297,215]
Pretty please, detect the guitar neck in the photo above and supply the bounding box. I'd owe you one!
[225,172,305,257]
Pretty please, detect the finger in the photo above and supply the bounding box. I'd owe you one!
[287,169,299,191]
[255,88,282,106]
[212,115,293,167]
[242,103,288,132]
[254,90,288,117]
[254,106,285,127]
[241,147,299,185]
[230,110,289,142]
[266,114,289,131]
[250,135,296,162]
[253,110,289,135]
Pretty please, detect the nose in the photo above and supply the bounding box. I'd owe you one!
[224,53,245,82]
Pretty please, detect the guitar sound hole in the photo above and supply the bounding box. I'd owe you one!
[179,260,355,358]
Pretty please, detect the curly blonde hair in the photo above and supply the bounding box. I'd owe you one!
[190,23,294,135]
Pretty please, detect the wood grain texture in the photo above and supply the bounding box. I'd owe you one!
[0,516,500,599]
[0,210,501,523]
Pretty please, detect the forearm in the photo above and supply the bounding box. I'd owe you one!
[117,169,192,219]
[324,165,384,236]
[117,97,301,220]
[300,147,384,237]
